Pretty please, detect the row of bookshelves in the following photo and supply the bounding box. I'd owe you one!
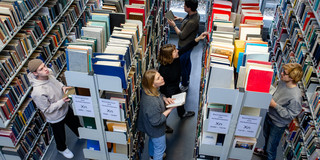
[0,0,49,52]
[0,0,90,159]
[0,0,75,99]
[0,0,88,129]
[270,0,320,159]
[63,0,169,159]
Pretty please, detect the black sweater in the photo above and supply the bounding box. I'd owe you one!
[159,40,199,97]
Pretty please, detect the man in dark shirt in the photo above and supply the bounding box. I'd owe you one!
[168,0,200,92]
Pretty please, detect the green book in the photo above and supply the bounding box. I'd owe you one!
[83,117,96,129]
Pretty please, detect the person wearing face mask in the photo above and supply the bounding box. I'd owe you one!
[137,69,177,160]
[157,32,208,133]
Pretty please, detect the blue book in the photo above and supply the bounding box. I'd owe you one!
[92,59,127,89]
[236,52,244,73]
[87,140,100,151]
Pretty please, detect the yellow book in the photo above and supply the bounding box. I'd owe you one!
[18,111,26,124]
[233,40,245,68]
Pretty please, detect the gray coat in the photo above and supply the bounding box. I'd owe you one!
[137,90,166,138]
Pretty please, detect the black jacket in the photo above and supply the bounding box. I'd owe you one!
[159,40,199,97]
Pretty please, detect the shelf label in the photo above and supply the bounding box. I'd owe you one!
[235,115,261,137]
[207,111,232,134]
[72,95,94,117]
[99,98,120,121]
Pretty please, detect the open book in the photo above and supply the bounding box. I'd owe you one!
[166,92,187,108]
[165,10,175,21]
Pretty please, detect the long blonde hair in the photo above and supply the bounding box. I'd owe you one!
[142,69,160,96]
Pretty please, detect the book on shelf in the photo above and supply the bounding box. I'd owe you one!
[87,139,100,151]
[126,4,145,26]
[233,136,256,150]
[245,65,273,93]
[92,59,128,89]
[82,26,104,52]
[166,92,187,108]
[66,45,93,73]
[208,63,233,89]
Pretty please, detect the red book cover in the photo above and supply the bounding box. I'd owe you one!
[35,20,45,35]
[302,12,315,31]
[126,7,145,26]
[242,15,263,23]
[0,103,10,119]
[246,59,271,65]
[129,0,145,5]
[0,97,14,115]
[213,1,232,9]
[212,7,231,21]
[245,66,273,93]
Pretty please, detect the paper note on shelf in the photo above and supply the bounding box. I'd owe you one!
[72,95,94,117]
[207,111,232,134]
[166,92,187,108]
[235,115,261,137]
[99,98,121,121]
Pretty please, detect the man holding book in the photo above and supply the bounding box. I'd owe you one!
[167,0,200,92]
[254,63,303,160]
[27,59,81,159]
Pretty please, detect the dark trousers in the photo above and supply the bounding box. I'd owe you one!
[179,48,193,87]
[263,114,286,160]
[50,107,81,151]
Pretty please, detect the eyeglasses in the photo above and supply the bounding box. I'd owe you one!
[281,69,289,76]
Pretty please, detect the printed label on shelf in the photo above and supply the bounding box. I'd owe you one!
[207,111,232,134]
[99,98,121,121]
[72,95,94,117]
[235,115,262,137]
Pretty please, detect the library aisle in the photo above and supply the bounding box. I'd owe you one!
[43,36,284,160]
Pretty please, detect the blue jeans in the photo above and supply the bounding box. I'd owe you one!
[263,114,286,160]
[149,135,166,160]
[179,48,193,87]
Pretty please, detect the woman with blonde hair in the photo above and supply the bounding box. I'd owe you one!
[137,69,176,160]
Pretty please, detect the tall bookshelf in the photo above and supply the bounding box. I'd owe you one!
[0,0,90,159]
[269,0,320,159]
[63,0,169,159]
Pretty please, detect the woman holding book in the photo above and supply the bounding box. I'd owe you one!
[137,69,177,160]
[158,32,208,122]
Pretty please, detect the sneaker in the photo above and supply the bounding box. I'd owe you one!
[179,85,188,92]
[182,111,195,118]
[253,148,267,157]
[166,125,173,133]
[59,148,74,159]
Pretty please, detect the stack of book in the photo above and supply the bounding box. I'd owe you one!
[237,0,263,41]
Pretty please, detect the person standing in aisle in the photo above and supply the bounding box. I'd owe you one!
[158,32,208,122]
[27,59,82,159]
[254,63,303,160]
[167,0,200,92]
[137,69,177,160]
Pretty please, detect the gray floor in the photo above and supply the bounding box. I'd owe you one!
[43,34,284,160]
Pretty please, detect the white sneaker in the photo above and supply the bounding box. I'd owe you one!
[59,148,74,159]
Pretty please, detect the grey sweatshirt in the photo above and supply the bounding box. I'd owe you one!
[268,81,302,127]
[27,71,68,123]
[137,90,166,138]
